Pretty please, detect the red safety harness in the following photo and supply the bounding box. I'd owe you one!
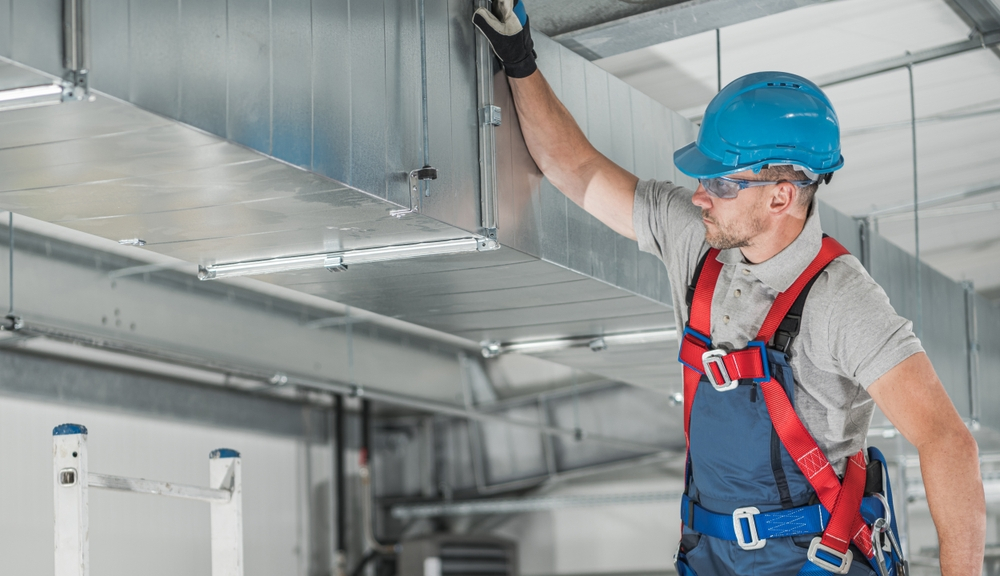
[678,236,875,571]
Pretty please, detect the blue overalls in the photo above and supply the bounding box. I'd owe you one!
[674,237,907,576]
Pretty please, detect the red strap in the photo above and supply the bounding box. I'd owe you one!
[760,380,874,557]
[688,249,723,337]
[755,237,848,342]
[683,249,723,443]
[680,237,874,557]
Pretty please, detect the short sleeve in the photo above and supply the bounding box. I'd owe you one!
[826,269,924,389]
[632,179,705,270]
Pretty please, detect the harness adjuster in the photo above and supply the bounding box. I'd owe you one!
[701,341,771,392]
[732,507,766,550]
[702,349,737,391]
[807,537,853,574]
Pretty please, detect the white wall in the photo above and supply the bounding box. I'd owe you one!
[0,394,327,576]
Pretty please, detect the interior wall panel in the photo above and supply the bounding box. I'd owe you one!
[129,0,181,119]
[382,0,421,209]
[227,0,272,153]
[0,0,9,58]
[270,0,313,169]
[420,0,457,218]
[428,0,481,232]
[976,296,1000,430]
[11,0,61,76]
[89,0,130,97]
[349,0,389,200]
[310,0,352,187]
[179,0,228,138]
[870,234,972,418]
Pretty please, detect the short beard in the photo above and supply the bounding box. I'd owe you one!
[702,206,766,250]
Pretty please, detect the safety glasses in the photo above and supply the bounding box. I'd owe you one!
[698,176,817,199]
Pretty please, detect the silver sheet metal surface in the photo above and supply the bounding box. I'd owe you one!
[0,56,678,394]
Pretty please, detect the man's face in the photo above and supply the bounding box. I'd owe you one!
[692,170,772,250]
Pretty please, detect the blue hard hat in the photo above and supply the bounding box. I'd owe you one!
[674,71,844,179]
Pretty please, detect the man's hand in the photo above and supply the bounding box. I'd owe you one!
[868,352,985,575]
[473,0,537,78]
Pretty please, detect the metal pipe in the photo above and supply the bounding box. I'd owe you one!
[13,319,666,454]
[865,178,1000,218]
[391,490,684,519]
[964,282,980,425]
[335,394,347,575]
[816,30,1000,87]
[715,29,722,92]
[419,0,431,201]
[7,212,12,315]
[896,448,911,559]
[907,63,922,339]
[360,400,396,555]
[475,0,499,240]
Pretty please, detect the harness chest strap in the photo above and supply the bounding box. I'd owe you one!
[681,237,875,561]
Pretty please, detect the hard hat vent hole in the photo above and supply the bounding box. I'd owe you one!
[776,144,796,149]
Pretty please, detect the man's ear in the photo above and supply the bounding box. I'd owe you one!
[768,182,797,214]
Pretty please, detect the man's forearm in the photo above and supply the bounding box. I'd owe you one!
[508,71,639,238]
[919,428,985,575]
[508,71,598,206]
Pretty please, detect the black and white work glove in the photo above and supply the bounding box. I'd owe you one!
[472,0,538,78]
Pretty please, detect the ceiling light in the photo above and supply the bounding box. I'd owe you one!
[481,329,678,358]
[199,237,497,280]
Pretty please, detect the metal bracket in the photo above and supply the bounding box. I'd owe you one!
[62,0,92,103]
[479,105,501,126]
[476,237,500,252]
[1,314,23,332]
[474,0,500,243]
[391,166,438,218]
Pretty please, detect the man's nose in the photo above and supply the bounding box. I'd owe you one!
[692,184,713,209]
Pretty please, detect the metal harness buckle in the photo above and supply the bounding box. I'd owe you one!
[703,349,738,391]
[732,507,766,550]
[807,537,853,574]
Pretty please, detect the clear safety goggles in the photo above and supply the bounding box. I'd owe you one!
[698,175,818,199]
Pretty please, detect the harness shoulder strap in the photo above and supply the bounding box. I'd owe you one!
[686,249,712,310]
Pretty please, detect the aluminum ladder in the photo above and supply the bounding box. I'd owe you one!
[52,423,244,576]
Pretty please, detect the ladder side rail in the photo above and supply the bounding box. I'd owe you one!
[210,450,244,576]
[53,426,89,576]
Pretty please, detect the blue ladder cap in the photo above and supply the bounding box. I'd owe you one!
[210,448,240,459]
[53,423,88,436]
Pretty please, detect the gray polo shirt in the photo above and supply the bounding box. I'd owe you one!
[633,179,924,474]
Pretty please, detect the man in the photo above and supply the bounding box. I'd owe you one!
[473,2,985,575]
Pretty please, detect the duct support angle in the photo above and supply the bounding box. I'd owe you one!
[2,212,21,333]
[62,0,92,102]
[475,0,500,241]
[198,237,499,280]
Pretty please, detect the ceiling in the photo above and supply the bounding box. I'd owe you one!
[595,0,1000,302]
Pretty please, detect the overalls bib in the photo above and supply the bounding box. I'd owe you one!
[674,237,907,576]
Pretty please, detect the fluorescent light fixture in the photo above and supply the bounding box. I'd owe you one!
[0,83,64,111]
[481,329,678,358]
[199,237,495,280]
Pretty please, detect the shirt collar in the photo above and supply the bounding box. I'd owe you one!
[716,207,823,293]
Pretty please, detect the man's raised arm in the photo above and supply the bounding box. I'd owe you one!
[473,0,639,240]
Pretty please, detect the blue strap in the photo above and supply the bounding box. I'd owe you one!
[682,495,829,541]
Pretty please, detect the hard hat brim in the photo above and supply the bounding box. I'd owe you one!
[673,141,748,179]
[673,141,844,180]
